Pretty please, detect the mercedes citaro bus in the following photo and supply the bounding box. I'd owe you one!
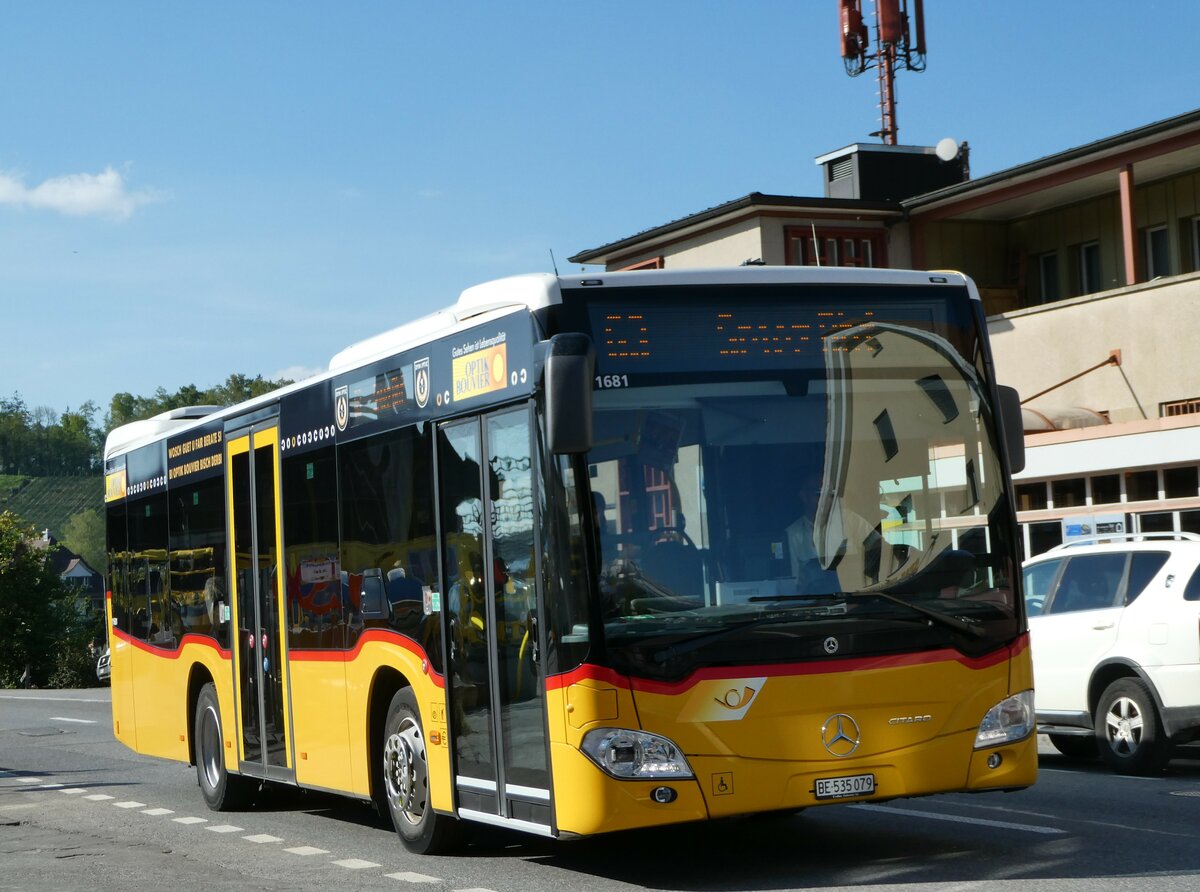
[103,267,1035,853]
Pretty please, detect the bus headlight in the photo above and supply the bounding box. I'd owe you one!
[581,728,694,780]
[974,690,1035,749]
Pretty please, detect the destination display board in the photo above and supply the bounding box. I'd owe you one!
[559,284,961,378]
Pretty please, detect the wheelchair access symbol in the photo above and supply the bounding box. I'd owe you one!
[711,772,734,796]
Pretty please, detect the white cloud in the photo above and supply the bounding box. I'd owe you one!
[0,165,162,220]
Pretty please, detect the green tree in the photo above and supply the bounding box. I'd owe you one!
[0,394,33,475]
[0,511,96,688]
[0,396,102,477]
[105,373,292,432]
[61,507,107,576]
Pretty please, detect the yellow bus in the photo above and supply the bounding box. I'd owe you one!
[104,267,1036,854]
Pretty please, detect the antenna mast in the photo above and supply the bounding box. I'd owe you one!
[838,0,927,145]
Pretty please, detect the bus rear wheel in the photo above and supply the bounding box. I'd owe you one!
[382,688,462,854]
[194,683,253,810]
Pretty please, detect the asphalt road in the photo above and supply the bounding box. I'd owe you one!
[2,688,1199,891]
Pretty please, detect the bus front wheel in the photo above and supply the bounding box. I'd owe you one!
[382,688,461,854]
[194,683,253,810]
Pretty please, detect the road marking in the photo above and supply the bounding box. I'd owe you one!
[38,783,65,789]
[453,888,500,892]
[49,716,97,724]
[206,824,244,833]
[58,788,86,795]
[850,804,1066,835]
[243,834,283,844]
[386,872,441,883]
[84,794,115,801]
[333,859,381,869]
[16,778,42,784]
[284,846,329,856]
[142,808,174,816]
[1038,767,1158,781]
[967,799,1200,839]
[173,816,208,825]
[114,801,147,809]
[0,695,107,703]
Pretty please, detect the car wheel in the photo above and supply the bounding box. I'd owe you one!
[1048,734,1098,760]
[1094,678,1169,776]
[194,683,254,810]
[382,688,462,854]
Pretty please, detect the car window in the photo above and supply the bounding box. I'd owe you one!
[1046,553,1127,614]
[1185,564,1200,602]
[1125,552,1169,604]
[1022,558,1064,617]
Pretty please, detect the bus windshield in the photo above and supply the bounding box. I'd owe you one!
[561,282,1021,678]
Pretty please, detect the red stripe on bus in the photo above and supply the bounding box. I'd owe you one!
[112,628,232,660]
[112,626,444,687]
[290,628,445,688]
[546,638,1025,695]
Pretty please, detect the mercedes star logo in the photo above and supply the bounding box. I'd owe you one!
[823,636,839,655]
[821,713,861,757]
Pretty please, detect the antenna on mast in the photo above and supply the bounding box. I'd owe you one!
[837,0,927,145]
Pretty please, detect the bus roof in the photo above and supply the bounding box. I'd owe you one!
[104,266,974,462]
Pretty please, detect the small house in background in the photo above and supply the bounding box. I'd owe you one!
[33,529,105,615]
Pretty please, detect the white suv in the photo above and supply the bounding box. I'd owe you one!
[1023,533,1200,774]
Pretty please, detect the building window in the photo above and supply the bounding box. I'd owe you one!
[1028,521,1063,557]
[1190,216,1200,271]
[1125,469,1159,503]
[1077,241,1102,295]
[1051,478,1086,508]
[1145,225,1171,278]
[1038,251,1061,303]
[1016,482,1048,511]
[785,226,886,268]
[1090,474,1121,505]
[1164,466,1199,499]
[1161,397,1200,418]
[1138,512,1175,533]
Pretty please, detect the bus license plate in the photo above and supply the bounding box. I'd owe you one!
[814,773,875,800]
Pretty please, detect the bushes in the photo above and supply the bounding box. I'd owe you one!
[0,510,99,689]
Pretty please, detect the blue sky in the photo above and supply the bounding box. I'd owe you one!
[2,1,1196,420]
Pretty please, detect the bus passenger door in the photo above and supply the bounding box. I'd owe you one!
[438,406,552,833]
[226,421,294,781]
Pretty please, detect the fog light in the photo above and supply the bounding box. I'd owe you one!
[987,753,1002,769]
[651,786,677,804]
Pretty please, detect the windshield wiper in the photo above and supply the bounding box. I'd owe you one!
[755,591,985,639]
[845,590,986,638]
[650,613,804,664]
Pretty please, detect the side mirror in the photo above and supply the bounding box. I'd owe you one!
[544,334,595,455]
[996,385,1025,475]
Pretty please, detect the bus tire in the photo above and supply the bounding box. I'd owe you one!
[194,683,253,810]
[1094,678,1169,776]
[382,688,462,854]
